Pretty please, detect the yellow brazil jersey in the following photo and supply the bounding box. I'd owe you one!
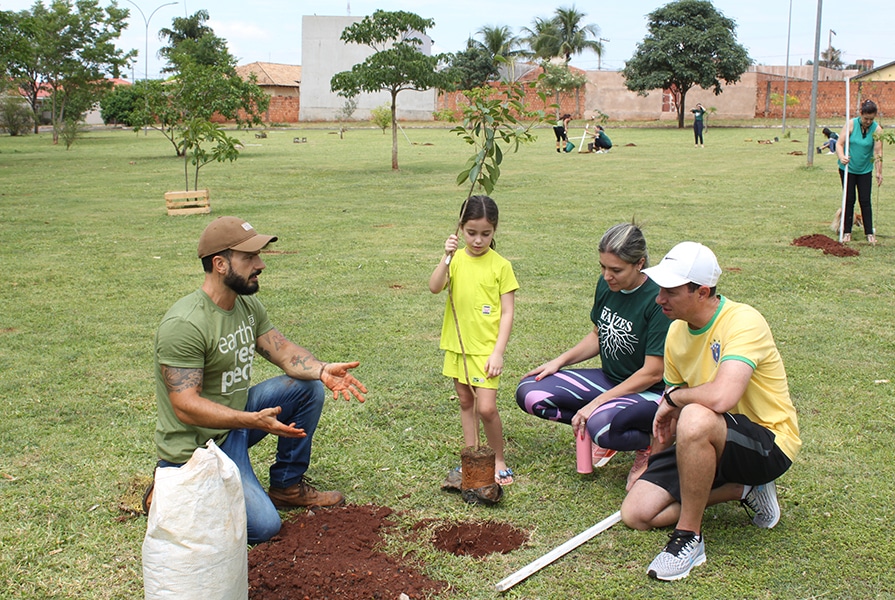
[664,296,801,461]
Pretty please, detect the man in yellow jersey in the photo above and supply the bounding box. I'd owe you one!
[621,242,800,581]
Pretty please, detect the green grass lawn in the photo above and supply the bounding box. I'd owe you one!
[1,122,893,599]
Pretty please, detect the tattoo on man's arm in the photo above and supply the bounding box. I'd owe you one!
[290,354,313,371]
[162,366,204,394]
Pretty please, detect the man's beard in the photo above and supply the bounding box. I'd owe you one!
[224,267,260,295]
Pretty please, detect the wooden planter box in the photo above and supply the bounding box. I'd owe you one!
[165,189,211,216]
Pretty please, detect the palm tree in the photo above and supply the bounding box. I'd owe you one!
[476,25,521,62]
[523,7,603,64]
[552,6,602,64]
[476,25,524,81]
[521,17,561,62]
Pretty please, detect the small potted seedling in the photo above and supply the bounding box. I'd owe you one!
[165,118,241,216]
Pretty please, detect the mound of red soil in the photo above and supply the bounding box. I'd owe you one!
[248,505,445,600]
[792,234,859,257]
[247,504,528,599]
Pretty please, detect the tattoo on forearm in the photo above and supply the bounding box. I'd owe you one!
[162,366,204,394]
[290,354,314,371]
[269,329,287,351]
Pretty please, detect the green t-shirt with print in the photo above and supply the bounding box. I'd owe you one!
[154,289,274,463]
[589,276,669,388]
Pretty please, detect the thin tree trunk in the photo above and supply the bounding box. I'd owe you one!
[390,90,399,170]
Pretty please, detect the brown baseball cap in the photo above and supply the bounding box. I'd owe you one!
[197,216,278,258]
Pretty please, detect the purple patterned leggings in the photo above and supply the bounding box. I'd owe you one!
[515,369,660,451]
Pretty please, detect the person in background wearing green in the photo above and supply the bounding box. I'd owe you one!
[836,99,884,245]
[690,103,706,148]
[590,124,613,154]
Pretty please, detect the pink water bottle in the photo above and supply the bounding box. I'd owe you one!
[576,430,593,474]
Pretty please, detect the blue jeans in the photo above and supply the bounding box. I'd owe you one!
[158,375,325,544]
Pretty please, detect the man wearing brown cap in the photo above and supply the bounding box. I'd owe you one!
[150,216,367,544]
[621,242,800,581]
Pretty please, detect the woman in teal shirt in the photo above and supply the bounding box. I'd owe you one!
[836,100,884,244]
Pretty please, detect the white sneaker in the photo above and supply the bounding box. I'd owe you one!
[647,530,706,581]
[742,481,781,529]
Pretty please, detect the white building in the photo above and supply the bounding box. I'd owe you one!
[299,15,437,122]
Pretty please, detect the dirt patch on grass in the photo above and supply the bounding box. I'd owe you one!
[792,234,859,257]
[247,504,528,599]
[426,520,527,558]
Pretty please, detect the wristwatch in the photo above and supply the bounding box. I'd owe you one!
[663,386,680,408]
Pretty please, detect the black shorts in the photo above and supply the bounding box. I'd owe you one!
[639,412,792,502]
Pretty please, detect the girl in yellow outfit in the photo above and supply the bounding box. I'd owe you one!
[429,196,519,485]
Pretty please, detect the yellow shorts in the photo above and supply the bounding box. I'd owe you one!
[442,351,499,390]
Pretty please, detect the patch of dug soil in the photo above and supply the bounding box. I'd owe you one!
[792,234,859,257]
[248,504,446,600]
[427,521,528,558]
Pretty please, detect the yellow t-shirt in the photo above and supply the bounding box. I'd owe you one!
[664,296,801,461]
[439,249,518,356]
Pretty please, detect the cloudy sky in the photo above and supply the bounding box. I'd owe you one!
[2,0,891,79]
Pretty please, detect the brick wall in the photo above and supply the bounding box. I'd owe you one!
[437,83,583,122]
[263,96,300,123]
[212,93,301,124]
[757,78,895,119]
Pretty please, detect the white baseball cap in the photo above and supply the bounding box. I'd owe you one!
[643,242,721,288]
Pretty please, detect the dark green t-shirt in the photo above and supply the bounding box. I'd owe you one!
[154,289,274,463]
[589,276,669,389]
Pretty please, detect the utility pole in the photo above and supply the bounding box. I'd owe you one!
[124,1,178,134]
[807,0,823,167]
[782,0,793,135]
[598,38,609,70]
[827,29,836,67]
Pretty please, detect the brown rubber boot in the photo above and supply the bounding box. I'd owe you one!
[268,477,344,509]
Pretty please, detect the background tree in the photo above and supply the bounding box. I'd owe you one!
[3,0,133,140]
[370,104,392,134]
[444,41,500,92]
[178,117,240,190]
[552,6,602,63]
[132,10,268,157]
[538,61,587,118]
[820,46,844,70]
[476,25,522,64]
[522,16,561,61]
[476,25,523,81]
[330,10,446,170]
[622,0,750,128]
[521,7,601,118]
[523,7,602,64]
[99,83,140,126]
[0,96,34,136]
[157,9,219,69]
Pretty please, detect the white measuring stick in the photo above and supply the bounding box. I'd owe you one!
[578,125,590,152]
[838,76,851,242]
[494,510,622,592]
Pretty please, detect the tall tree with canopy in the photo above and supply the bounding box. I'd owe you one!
[2,0,133,141]
[331,10,446,170]
[132,10,268,157]
[622,0,750,128]
[444,41,499,92]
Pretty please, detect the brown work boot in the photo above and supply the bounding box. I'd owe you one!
[268,477,344,509]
